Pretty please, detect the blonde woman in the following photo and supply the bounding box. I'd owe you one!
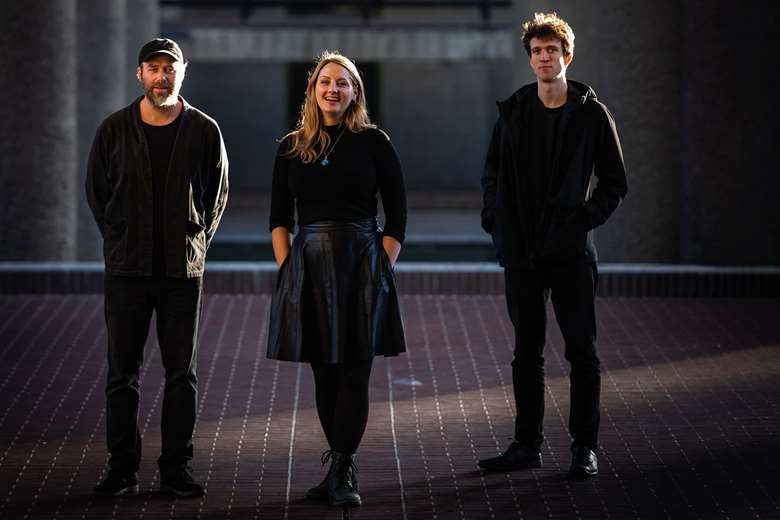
[267,51,406,508]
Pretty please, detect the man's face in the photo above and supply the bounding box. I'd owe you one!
[136,54,185,108]
[528,37,572,83]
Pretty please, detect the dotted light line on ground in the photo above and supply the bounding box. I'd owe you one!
[472,297,524,518]
[0,300,96,515]
[403,301,438,519]
[283,364,302,520]
[226,296,267,518]
[415,295,465,520]
[487,297,554,519]
[385,360,408,520]
[0,296,74,423]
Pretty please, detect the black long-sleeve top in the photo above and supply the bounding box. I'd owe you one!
[269,125,407,244]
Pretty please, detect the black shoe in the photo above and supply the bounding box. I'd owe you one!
[160,469,206,497]
[569,447,598,478]
[328,452,361,507]
[93,472,139,497]
[478,442,542,472]
[305,450,335,501]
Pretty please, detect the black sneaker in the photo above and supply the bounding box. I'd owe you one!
[160,469,206,498]
[93,472,139,497]
[569,447,598,478]
[478,442,542,472]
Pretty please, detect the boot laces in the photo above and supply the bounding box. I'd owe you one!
[320,449,334,468]
[335,454,359,487]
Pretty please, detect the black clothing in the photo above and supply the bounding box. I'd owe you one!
[504,264,600,450]
[268,125,407,480]
[141,114,181,277]
[89,96,225,484]
[311,360,373,455]
[103,274,203,476]
[481,81,627,268]
[86,96,229,278]
[530,99,564,241]
[269,126,407,244]
[481,80,625,455]
[268,219,405,362]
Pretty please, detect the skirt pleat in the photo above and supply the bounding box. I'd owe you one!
[267,218,406,363]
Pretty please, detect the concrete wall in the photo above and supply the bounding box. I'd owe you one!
[184,62,287,191]
[680,0,780,265]
[1,1,778,265]
[380,61,496,192]
[540,0,682,262]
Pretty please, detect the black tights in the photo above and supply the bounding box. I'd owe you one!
[310,360,373,455]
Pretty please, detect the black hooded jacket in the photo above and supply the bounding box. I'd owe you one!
[481,80,627,268]
[86,97,229,278]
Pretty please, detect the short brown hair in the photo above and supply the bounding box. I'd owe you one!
[522,12,575,57]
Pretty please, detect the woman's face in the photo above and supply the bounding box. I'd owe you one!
[315,62,357,125]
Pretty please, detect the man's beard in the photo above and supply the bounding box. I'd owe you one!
[143,82,180,108]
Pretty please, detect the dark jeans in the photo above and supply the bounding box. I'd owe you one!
[103,274,203,478]
[310,360,373,455]
[504,262,600,450]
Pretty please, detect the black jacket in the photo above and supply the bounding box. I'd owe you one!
[86,97,229,277]
[481,81,627,268]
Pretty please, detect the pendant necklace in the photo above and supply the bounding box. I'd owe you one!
[320,126,346,166]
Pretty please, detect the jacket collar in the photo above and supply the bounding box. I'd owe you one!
[496,80,597,120]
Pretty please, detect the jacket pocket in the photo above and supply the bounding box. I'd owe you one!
[544,206,587,258]
[104,221,127,265]
[186,219,207,269]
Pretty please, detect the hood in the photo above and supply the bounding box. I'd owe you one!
[497,80,597,118]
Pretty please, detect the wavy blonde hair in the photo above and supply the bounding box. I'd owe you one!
[283,51,375,164]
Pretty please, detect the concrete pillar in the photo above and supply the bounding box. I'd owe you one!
[77,0,127,260]
[0,1,78,260]
[125,0,160,101]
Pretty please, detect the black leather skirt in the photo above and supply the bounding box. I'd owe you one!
[267,218,406,363]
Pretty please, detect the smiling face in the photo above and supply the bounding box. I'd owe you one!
[136,54,185,108]
[528,36,572,83]
[314,62,357,125]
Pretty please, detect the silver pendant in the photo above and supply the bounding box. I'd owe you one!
[321,157,329,166]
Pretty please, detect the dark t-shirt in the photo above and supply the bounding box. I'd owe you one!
[142,113,181,277]
[269,124,407,243]
[528,97,564,239]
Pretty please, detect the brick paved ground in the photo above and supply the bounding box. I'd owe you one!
[0,295,778,519]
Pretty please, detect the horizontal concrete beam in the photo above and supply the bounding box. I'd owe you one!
[180,27,514,61]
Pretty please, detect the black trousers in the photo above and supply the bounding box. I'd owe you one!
[103,274,203,477]
[504,262,600,450]
[310,360,373,455]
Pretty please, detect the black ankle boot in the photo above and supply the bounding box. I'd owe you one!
[305,450,335,500]
[327,451,361,507]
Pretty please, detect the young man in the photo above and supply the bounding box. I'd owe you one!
[479,12,627,477]
[86,38,228,497]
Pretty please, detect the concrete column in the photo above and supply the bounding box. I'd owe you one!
[0,1,78,260]
[125,0,160,101]
[77,0,127,260]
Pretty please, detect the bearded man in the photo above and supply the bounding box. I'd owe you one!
[86,38,228,497]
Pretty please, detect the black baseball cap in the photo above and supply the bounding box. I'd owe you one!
[138,38,185,65]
